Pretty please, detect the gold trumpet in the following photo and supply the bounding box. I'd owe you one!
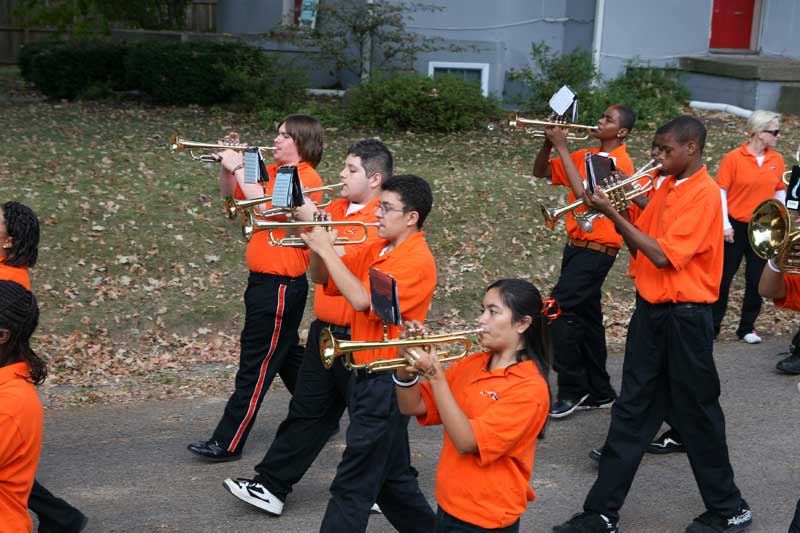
[224,183,345,219]
[508,113,599,141]
[748,199,800,274]
[169,133,275,163]
[541,160,662,230]
[320,327,485,373]
[242,211,379,245]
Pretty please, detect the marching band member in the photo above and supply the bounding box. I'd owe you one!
[0,202,88,532]
[712,110,785,343]
[301,175,437,532]
[188,115,324,462]
[554,116,751,533]
[395,279,552,533]
[222,139,390,515]
[532,105,636,419]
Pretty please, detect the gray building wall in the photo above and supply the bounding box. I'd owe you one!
[760,0,800,56]
[216,0,282,34]
[596,0,712,80]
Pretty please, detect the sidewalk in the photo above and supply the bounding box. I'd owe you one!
[36,337,800,532]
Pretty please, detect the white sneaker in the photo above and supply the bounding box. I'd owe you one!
[223,478,284,516]
[370,503,383,514]
[742,331,762,344]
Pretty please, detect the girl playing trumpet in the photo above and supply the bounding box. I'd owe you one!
[394,279,554,532]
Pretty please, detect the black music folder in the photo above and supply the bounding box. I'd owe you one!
[787,165,800,211]
[585,153,616,195]
[271,166,304,208]
[369,268,402,326]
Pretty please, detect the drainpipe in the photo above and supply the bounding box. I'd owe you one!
[362,0,374,82]
[591,0,605,81]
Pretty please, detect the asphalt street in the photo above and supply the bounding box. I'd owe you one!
[35,337,800,532]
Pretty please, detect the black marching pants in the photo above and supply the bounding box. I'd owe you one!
[712,217,766,338]
[211,271,308,454]
[254,319,353,500]
[551,244,617,402]
[584,296,742,522]
[320,372,435,533]
[29,479,86,533]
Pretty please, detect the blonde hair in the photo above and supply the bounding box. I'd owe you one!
[748,110,781,135]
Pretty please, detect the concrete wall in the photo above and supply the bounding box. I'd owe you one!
[680,72,783,110]
[596,0,712,80]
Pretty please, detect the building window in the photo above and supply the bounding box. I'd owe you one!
[284,0,318,28]
[428,61,490,96]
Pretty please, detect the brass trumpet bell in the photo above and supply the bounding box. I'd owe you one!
[319,327,485,373]
[169,133,275,163]
[242,211,379,246]
[508,113,599,141]
[748,199,800,273]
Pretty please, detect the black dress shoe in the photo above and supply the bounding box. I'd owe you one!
[187,440,241,462]
[549,394,589,419]
[646,429,685,454]
[777,353,800,375]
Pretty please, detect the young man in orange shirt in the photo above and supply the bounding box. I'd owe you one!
[222,139,390,515]
[532,105,636,418]
[302,175,437,532]
[554,116,751,533]
[188,115,325,462]
[758,258,800,533]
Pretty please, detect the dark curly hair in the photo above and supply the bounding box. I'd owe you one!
[2,202,40,268]
[0,280,46,385]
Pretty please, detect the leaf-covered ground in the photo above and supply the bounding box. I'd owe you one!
[2,66,799,407]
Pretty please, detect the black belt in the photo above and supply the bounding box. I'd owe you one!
[248,271,305,284]
[327,324,351,337]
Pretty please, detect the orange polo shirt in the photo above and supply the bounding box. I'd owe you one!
[0,362,43,533]
[416,352,549,529]
[627,171,665,279]
[549,145,635,248]
[773,276,800,311]
[0,261,30,290]
[245,161,323,277]
[325,231,436,365]
[313,198,380,326]
[633,165,723,303]
[717,142,785,222]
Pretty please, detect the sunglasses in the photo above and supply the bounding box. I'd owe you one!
[763,129,781,136]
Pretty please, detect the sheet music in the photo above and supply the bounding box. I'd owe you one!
[271,167,294,207]
[549,85,577,116]
[243,149,261,185]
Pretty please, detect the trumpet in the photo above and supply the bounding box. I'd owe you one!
[224,183,345,219]
[749,199,800,274]
[169,133,275,163]
[242,211,379,245]
[541,160,663,230]
[508,113,599,141]
[320,327,485,373]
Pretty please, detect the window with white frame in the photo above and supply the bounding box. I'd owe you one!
[428,61,490,96]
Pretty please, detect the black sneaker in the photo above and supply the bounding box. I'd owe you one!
[553,511,618,532]
[223,478,284,516]
[646,429,686,454]
[685,500,752,532]
[550,394,590,419]
[589,448,602,462]
[777,353,800,375]
[579,396,615,410]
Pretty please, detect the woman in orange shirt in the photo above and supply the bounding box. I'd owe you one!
[395,279,552,532]
[712,110,785,343]
[0,280,46,533]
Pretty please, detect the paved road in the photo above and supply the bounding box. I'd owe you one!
[35,338,799,532]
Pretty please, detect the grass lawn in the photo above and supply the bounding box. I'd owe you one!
[2,65,799,405]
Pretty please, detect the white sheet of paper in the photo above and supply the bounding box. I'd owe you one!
[549,85,577,116]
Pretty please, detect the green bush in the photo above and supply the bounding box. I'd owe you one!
[126,40,307,109]
[24,39,128,99]
[17,38,61,82]
[345,73,500,132]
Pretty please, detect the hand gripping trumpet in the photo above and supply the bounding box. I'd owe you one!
[508,113,599,141]
[169,133,275,163]
[319,327,485,373]
[541,159,663,230]
[224,183,345,219]
[241,211,379,246]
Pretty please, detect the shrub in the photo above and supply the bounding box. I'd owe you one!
[126,40,307,109]
[345,73,500,132]
[17,38,61,82]
[24,39,128,99]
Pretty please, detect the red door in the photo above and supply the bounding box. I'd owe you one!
[709,0,756,49]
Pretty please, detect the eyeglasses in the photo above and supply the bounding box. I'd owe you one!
[762,129,781,136]
[377,202,409,215]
